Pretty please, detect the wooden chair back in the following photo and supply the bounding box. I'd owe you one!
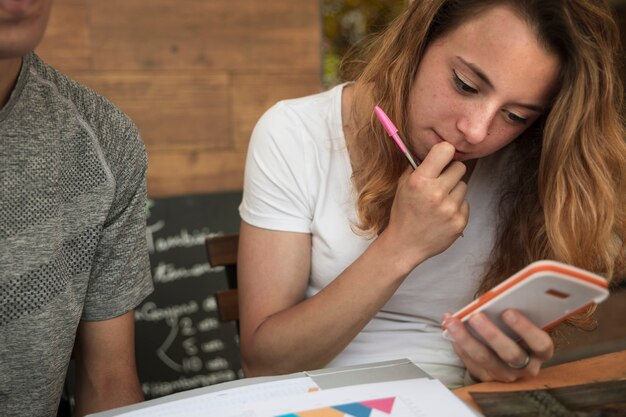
[205,234,240,323]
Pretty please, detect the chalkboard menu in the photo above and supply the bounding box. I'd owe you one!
[135,191,242,400]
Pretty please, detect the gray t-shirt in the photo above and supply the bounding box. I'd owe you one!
[0,53,154,417]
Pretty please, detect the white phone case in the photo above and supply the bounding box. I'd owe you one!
[442,260,609,342]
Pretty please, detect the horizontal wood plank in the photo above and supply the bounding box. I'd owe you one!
[147,149,246,197]
[74,72,232,150]
[90,0,321,72]
[35,0,91,72]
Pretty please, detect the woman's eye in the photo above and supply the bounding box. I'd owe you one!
[453,70,478,94]
[505,111,528,124]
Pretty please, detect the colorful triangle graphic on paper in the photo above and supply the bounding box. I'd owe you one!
[275,396,396,417]
[295,409,344,417]
[360,397,395,413]
[332,402,372,417]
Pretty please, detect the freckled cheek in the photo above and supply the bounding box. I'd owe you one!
[430,93,466,122]
[414,82,452,109]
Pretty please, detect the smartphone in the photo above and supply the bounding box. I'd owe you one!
[442,260,609,342]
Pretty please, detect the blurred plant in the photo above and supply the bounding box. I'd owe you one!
[322,0,408,87]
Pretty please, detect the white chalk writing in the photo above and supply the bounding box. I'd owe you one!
[141,370,236,397]
[201,339,225,353]
[152,261,223,284]
[206,357,229,371]
[146,219,224,254]
[135,301,199,323]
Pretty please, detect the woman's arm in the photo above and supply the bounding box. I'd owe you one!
[239,142,469,376]
[238,221,417,376]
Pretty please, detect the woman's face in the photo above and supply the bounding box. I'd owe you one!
[407,6,560,162]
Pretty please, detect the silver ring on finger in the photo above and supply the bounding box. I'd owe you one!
[507,352,531,370]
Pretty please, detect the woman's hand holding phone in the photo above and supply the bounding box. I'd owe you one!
[444,309,554,382]
[442,260,609,382]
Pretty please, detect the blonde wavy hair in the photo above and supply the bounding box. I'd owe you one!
[343,0,626,319]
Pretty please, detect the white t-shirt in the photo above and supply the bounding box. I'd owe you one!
[239,84,512,388]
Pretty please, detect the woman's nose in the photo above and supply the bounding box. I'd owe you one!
[456,106,495,144]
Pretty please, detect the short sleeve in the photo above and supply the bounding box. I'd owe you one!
[82,130,153,321]
[239,102,317,233]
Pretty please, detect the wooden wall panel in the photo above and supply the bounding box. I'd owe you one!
[37,0,91,71]
[148,150,246,197]
[88,0,320,72]
[74,72,232,150]
[36,0,322,197]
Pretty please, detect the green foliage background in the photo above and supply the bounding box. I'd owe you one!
[322,0,408,87]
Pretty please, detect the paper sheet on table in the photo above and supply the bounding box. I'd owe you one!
[134,378,476,417]
[251,378,476,417]
[116,377,320,417]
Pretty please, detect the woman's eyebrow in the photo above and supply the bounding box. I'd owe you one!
[456,56,545,113]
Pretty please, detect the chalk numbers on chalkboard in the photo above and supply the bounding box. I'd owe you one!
[155,295,232,374]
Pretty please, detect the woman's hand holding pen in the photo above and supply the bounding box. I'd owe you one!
[382,142,469,273]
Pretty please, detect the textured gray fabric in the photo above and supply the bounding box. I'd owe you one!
[0,53,154,417]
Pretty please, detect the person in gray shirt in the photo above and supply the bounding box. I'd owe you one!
[1,1,154,416]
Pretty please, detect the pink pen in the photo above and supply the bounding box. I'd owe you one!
[374,105,419,169]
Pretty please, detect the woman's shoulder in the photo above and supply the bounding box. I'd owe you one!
[275,83,345,114]
[253,84,345,146]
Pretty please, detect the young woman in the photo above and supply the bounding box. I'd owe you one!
[237,0,626,388]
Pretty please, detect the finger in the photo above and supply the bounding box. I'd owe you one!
[455,342,535,383]
[451,342,488,381]
[417,142,455,178]
[466,313,542,377]
[467,313,533,368]
[449,318,532,382]
[462,356,541,383]
[447,184,469,236]
[448,316,541,382]
[460,199,470,225]
[438,161,467,192]
[445,316,505,369]
[451,343,496,383]
[502,310,554,361]
[448,180,468,206]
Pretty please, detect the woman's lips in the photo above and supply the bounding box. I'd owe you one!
[433,129,468,160]
[434,129,466,153]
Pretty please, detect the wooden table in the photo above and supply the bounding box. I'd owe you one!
[454,350,626,412]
